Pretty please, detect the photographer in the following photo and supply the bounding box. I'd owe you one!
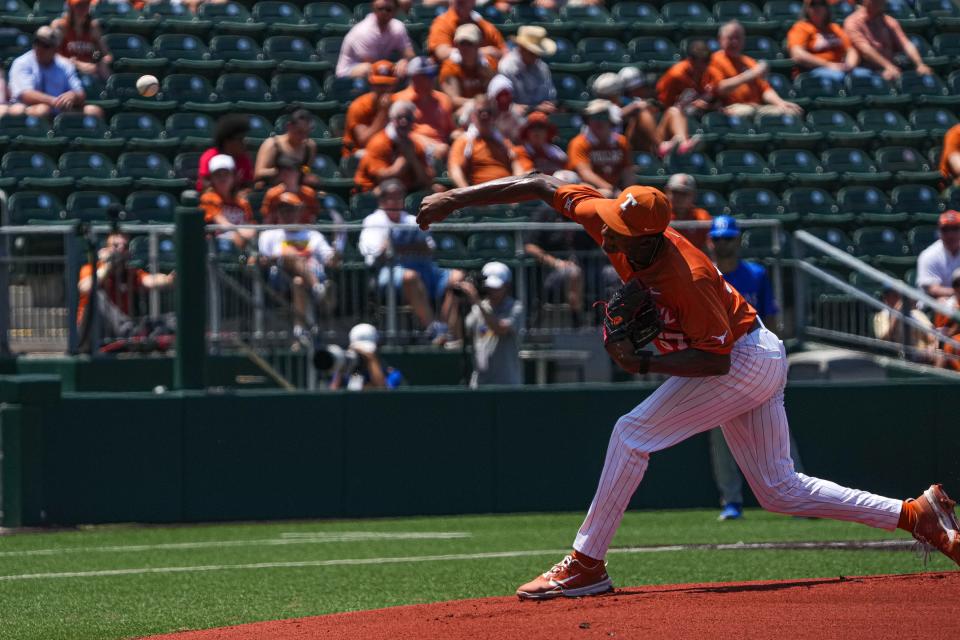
[460,261,524,387]
[327,323,404,391]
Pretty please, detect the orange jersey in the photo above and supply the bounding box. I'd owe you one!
[449,133,514,185]
[941,124,960,181]
[656,59,720,108]
[260,184,321,225]
[513,142,567,174]
[567,132,631,186]
[76,261,146,326]
[391,87,456,143]
[786,20,851,66]
[343,91,386,157]
[199,190,253,225]
[552,184,757,355]
[354,129,430,192]
[438,55,496,100]
[671,206,713,254]
[708,51,771,106]
[427,9,507,56]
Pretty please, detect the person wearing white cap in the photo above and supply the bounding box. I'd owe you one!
[458,261,525,387]
[440,24,497,115]
[665,173,713,253]
[566,99,634,198]
[8,25,103,118]
[497,26,557,111]
[200,154,257,253]
[328,323,402,391]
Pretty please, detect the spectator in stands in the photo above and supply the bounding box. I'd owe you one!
[355,100,434,193]
[497,26,557,112]
[200,154,256,252]
[343,60,397,158]
[393,56,454,158]
[261,156,322,225]
[335,0,415,78]
[449,95,524,188]
[787,0,859,82]
[254,107,319,189]
[440,24,497,116]
[933,267,960,371]
[76,231,174,344]
[460,261,524,387]
[358,179,465,343]
[329,323,404,390]
[874,281,936,355]
[0,69,18,117]
[566,99,633,198]
[657,39,719,113]
[485,74,524,141]
[197,114,254,193]
[844,0,932,81]
[710,20,804,117]
[428,0,508,63]
[8,26,103,118]
[51,0,112,80]
[258,192,338,344]
[666,173,712,253]
[524,170,588,326]
[917,210,960,301]
[940,123,960,185]
[513,111,567,174]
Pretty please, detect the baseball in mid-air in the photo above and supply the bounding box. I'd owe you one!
[136,75,159,97]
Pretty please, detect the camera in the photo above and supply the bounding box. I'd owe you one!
[313,344,361,376]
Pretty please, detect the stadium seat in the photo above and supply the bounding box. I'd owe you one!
[52,112,125,155]
[543,37,588,74]
[270,73,334,113]
[467,233,514,259]
[174,151,203,182]
[153,34,222,74]
[559,4,621,36]
[104,33,167,74]
[65,191,121,222]
[886,0,931,32]
[700,111,763,146]
[794,72,856,109]
[740,226,791,259]
[165,113,214,150]
[626,36,679,71]
[116,152,189,191]
[660,1,716,34]
[576,37,632,70]
[126,191,177,223]
[6,191,65,225]
[200,1,266,37]
[695,189,728,216]
[303,2,352,35]
[713,0,763,25]
[215,73,284,116]
[0,113,63,153]
[244,113,274,148]
[852,227,911,265]
[821,147,891,185]
[763,0,802,26]
[611,2,672,35]
[252,0,314,36]
[549,111,585,142]
[907,34,948,68]
[715,149,785,187]
[836,185,897,224]
[856,108,927,145]
[768,148,836,186]
[263,35,329,73]
[106,72,177,113]
[160,73,228,114]
[806,226,853,253]
[110,112,179,154]
[633,151,666,187]
[933,33,960,61]
[806,109,875,146]
[756,112,823,146]
[322,74,368,107]
[727,187,783,219]
[59,151,130,190]
[907,225,939,254]
[664,151,731,187]
[781,187,841,224]
[91,0,148,34]
[909,107,959,140]
[0,151,72,191]
[743,35,786,66]
[0,27,30,67]
[874,145,941,183]
[553,73,590,107]
[845,72,907,108]
[898,70,960,106]
[890,184,945,223]
[0,0,45,29]
[316,36,344,66]
[209,35,276,77]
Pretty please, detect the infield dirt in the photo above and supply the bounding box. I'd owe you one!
[142,571,959,639]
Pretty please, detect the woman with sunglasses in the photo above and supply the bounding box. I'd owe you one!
[787,0,859,82]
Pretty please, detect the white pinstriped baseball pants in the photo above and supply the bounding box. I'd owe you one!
[573,326,904,560]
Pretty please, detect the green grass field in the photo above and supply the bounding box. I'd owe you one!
[0,509,952,640]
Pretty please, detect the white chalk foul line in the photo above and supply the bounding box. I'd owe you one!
[0,531,472,558]
[0,540,916,582]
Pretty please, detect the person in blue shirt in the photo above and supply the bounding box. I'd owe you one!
[708,216,805,521]
[7,26,103,119]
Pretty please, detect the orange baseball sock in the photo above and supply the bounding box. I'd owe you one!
[897,500,917,532]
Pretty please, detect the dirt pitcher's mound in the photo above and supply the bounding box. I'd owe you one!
[144,572,960,640]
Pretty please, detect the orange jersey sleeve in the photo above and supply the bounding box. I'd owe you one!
[941,124,960,179]
[355,131,393,192]
[448,135,468,173]
[566,134,591,170]
[343,92,377,156]
[199,191,223,224]
[427,11,457,53]
[656,61,688,107]
[478,19,507,52]
[710,52,770,105]
[550,183,608,245]
[439,59,461,85]
[513,144,534,172]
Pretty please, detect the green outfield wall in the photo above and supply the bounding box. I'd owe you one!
[1,376,957,527]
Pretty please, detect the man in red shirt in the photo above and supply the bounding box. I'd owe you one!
[416,172,960,598]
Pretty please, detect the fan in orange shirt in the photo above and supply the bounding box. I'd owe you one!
[566,100,633,198]
[415,171,954,600]
[427,0,507,62]
[392,56,454,158]
[439,24,497,114]
[342,60,397,158]
[448,95,524,187]
[513,111,567,174]
[199,154,256,252]
[665,173,712,254]
[354,100,434,193]
[709,20,803,118]
[786,0,858,79]
[261,156,322,225]
[941,124,960,185]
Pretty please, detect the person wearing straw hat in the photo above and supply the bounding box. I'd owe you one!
[440,24,498,115]
[498,26,557,112]
[566,99,633,198]
[428,0,508,63]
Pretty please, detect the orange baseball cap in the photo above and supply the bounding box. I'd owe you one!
[368,60,397,86]
[279,192,303,207]
[939,210,960,228]
[594,186,672,237]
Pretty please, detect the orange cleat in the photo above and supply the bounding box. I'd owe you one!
[910,484,960,567]
[516,553,614,601]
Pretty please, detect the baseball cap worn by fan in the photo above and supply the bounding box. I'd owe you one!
[482,261,512,289]
[593,73,622,99]
[666,173,696,192]
[368,60,397,86]
[454,23,482,45]
[208,154,236,173]
[584,99,614,119]
[594,187,672,238]
[407,56,438,77]
[709,215,740,239]
[349,323,379,354]
[939,210,960,228]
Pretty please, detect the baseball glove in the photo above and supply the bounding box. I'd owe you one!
[596,278,661,352]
